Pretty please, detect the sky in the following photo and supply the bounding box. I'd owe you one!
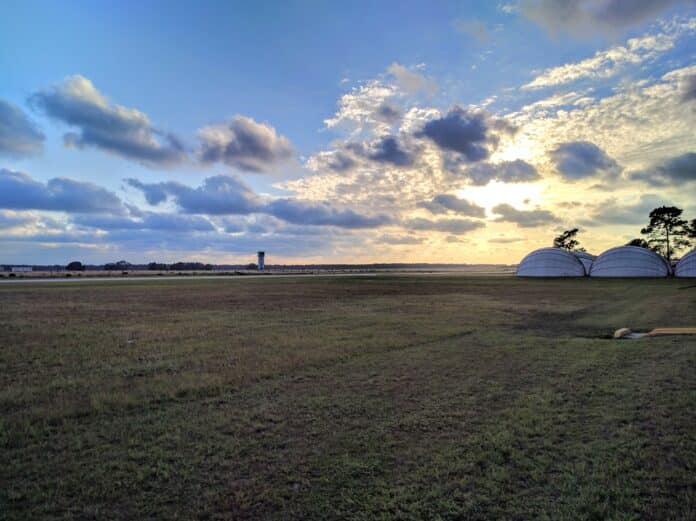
[1,0,695,265]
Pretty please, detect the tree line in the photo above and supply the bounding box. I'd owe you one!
[555,206,696,262]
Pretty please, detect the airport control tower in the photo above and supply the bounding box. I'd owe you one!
[257,251,265,271]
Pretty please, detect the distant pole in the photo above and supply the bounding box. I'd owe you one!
[257,251,265,271]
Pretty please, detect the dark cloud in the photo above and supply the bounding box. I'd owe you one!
[30,75,185,166]
[126,175,261,215]
[492,203,555,227]
[324,151,358,172]
[461,159,541,185]
[375,103,402,124]
[0,99,44,157]
[73,212,215,232]
[198,116,294,173]
[265,199,391,228]
[518,0,687,36]
[417,106,516,162]
[366,136,414,166]
[683,74,696,102]
[419,194,486,217]
[127,175,389,229]
[406,217,485,234]
[0,211,34,229]
[0,168,124,214]
[630,152,696,186]
[550,141,621,180]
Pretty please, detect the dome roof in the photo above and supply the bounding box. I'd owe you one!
[573,251,596,272]
[590,246,670,277]
[516,248,586,277]
[675,249,696,278]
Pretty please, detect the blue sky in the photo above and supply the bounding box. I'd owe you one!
[1,0,695,264]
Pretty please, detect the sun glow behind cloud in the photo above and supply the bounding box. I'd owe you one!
[457,180,545,214]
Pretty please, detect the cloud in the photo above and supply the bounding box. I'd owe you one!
[419,194,486,217]
[522,26,684,89]
[126,175,261,215]
[0,99,44,157]
[0,168,124,214]
[682,74,696,101]
[417,106,516,162]
[375,103,403,124]
[492,203,555,227]
[489,236,526,243]
[586,193,668,225]
[375,234,425,245]
[361,136,415,167]
[0,210,35,229]
[550,141,621,180]
[197,116,294,173]
[126,175,390,228]
[406,217,485,234]
[461,159,541,185]
[73,212,215,232]
[264,199,391,228]
[517,0,689,37]
[387,63,437,95]
[30,75,185,166]
[324,80,397,134]
[630,152,696,185]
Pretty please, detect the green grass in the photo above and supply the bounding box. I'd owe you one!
[1,276,695,519]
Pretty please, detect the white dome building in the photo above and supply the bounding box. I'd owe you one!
[573,251,596,273]
[675,249,696,277]
[589,246,671,277]
[516,248,586,277]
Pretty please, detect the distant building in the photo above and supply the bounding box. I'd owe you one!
[257,251,265,271]
[9,266,33,273]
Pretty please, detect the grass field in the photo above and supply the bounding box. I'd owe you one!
[1,275,695,520]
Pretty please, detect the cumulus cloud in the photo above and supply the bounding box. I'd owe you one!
[375,103,403,124]
[550,141,622,180]
[30,75,185,166]
[387,63,437,95]
[517,0,690,37]
[406,217,485,234]
[630,152,696,185]
[0,168,124,214]
[460,159,541,185]
[126,175,390,229]
[491,203,555,227]
[419,194,486,217]
[126,175,261,215]
[197,116,294,173]
[0,99,44,157]
[417,106,516,162]
[324,80,397,134]
[355,136,415,167]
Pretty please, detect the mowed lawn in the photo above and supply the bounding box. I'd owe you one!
[1,276,695,520]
